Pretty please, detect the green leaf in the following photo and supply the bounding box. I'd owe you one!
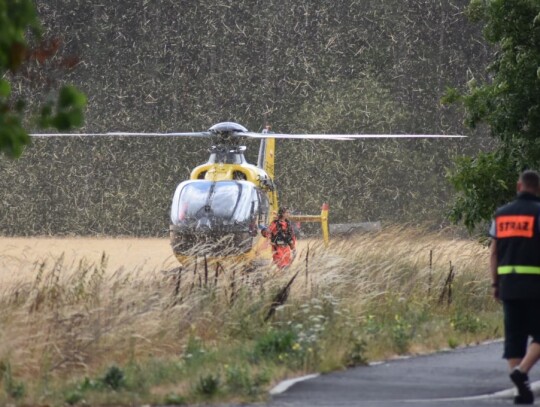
[0,80,10,98]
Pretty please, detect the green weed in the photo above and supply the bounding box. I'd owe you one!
[3,362,25,400]
[344,337,368,367]
[195,373,220,397]
[451,312,486,334]
[254,328,297,362]
[224,365,264,397]
[65,390,84,405]
[163,393,187,405]
[391,314,414,354]
[448,337,459,349]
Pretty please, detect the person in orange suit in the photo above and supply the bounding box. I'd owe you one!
[261,206,297,269]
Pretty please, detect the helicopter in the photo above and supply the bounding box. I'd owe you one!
[31,121,464,266]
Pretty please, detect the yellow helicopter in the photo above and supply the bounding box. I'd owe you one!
[31,122,464,266]
[168,122,334,265]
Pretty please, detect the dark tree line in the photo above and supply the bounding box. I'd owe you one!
[1,0,493,235]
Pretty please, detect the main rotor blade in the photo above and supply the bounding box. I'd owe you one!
[238,131,353,141]
[29,131,212,138]
[238,132,465,140]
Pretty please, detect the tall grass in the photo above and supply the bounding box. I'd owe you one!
[0,228,498,405]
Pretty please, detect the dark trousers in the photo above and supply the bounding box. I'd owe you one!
[503,299,540,359]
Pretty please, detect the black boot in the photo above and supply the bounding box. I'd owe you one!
[510,369,534,405]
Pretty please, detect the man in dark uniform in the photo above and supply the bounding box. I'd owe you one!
[490,170,540,405]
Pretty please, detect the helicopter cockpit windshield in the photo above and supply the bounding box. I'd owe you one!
[171,180,258,230]
[170,180,267,256]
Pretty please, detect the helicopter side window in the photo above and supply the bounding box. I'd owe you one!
[233,171,247,180]
[257,189,270,225]
[247,189,260,236]
[208,152,245,165]
[250,189,259,220]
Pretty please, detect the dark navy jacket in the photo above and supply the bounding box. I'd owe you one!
[490,192,540,299]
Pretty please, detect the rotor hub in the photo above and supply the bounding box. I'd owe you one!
[208,122,248,134]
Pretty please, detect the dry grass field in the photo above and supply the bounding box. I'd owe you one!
[0,237,177,283]
[0,229,500,406]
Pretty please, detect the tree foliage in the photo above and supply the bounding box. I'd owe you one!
[445,0,540,231]
[0,0,86,158]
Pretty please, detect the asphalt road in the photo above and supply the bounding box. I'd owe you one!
[267,341,540,407]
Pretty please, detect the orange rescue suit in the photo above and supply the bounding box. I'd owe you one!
[262,219,297,268]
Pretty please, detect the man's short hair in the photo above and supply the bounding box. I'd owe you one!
[520,170,540,190]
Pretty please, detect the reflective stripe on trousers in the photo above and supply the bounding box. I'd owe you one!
[498,265,540,275]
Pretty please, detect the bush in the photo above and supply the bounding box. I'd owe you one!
[101,365,126,390]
